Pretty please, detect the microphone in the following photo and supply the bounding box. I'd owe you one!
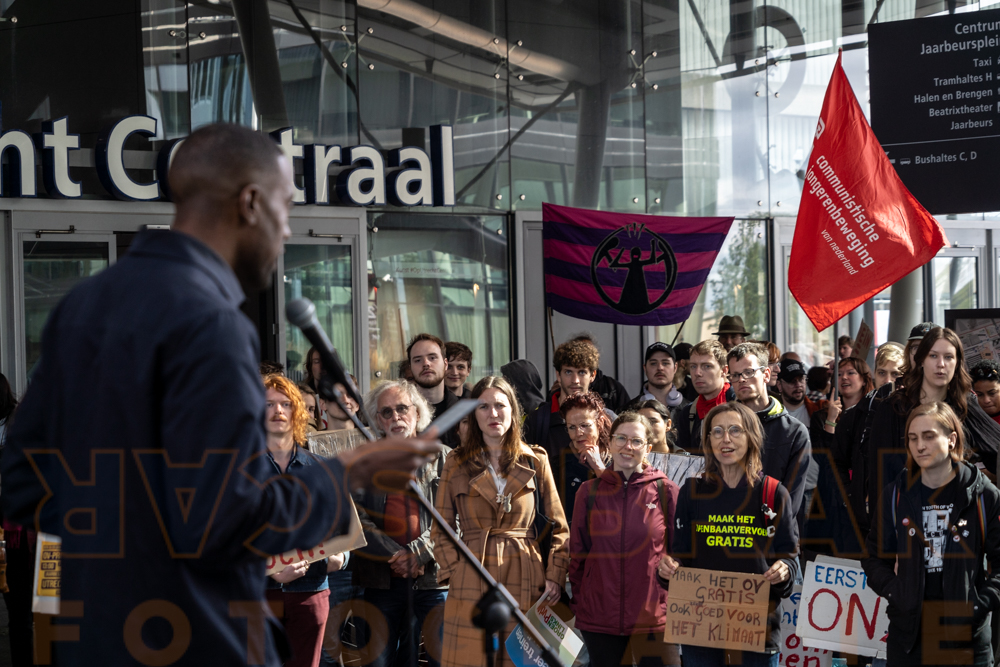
[286,298,375,439]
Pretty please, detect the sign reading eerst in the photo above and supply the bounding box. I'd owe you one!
[870,8,1000,213]
[663,567,771,653]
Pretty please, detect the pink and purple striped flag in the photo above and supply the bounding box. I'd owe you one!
[543,203,735,326]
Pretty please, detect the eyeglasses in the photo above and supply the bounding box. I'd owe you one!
[566,422,595,435]
[728,367,764,383]
[709,425,746,440]
[611,434,647,449]
[379,404,414,420]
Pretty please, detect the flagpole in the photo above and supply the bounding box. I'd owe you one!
[670,319,686,346]
[547,307,556,356]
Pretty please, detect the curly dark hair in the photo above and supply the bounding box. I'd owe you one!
[553,339,599,373]
[971,359,1000,385]
[559,392,612,460]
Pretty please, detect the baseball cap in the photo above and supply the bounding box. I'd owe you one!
[644,342,676,363]
[778,358,807,382]
[674,342,693,362]
[908,322,940,341]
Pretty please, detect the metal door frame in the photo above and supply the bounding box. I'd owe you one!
[281,209,368,392]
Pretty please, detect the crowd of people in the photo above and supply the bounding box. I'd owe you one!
[6,314,1000,667]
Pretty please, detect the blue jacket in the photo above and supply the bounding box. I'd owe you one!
[1,230,354,666]
[263,446,331,593]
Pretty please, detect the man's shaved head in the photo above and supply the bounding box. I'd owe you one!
[168,123,284,207]
[168,123,294,292]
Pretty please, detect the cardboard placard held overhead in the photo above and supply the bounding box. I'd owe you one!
[264,496,366,577]
[853,320,874,364]
[663,567,771,653]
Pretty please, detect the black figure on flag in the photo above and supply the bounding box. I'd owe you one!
[591,223,677,316]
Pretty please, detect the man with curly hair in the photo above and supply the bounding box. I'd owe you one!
[523,339,610,509]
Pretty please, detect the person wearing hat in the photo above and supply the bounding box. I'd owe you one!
[633,342,684,409]
[713,315,751,352]
[777,358,827,428]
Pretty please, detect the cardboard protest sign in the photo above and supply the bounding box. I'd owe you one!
[662,567,770,653]
[505,596,583,667]
[779,586,832,667]
[853,320,874,363]
[797,556,888,657]
[265,496,366,577]
[32,533,61,614]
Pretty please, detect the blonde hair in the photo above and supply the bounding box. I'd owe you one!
[875,342,905,371]
[904,401,965,474]
[262,374,309,444]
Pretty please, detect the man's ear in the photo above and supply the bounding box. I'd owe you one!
[237,183,261,227]
[589,369,597,381]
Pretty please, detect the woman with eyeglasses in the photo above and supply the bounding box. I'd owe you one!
[569,412,680,667]
[863,402,1000,667]
[971,360,1000,426]
[658,402,800,667]
[354,380,451,667]
[433,376,569,667]
[555,392,613,524]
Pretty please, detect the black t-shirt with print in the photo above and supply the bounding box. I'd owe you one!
[920,477,958,601]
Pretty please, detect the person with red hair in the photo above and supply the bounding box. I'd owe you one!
[262,374,347,667]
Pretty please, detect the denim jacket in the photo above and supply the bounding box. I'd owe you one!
[264,446,330,593]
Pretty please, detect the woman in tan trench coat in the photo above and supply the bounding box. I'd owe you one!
[432,375,569,667]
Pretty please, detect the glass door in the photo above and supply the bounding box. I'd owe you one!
[278,212,366,390]
[16,232,116,389]
[930,250,980,326]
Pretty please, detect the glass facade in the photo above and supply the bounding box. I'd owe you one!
[6,0,1000,391]
[368,212,509,385]
[22,241,110,377]
[283,243,354,381]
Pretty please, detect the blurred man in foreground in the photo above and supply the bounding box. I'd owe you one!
[1,123,438,666]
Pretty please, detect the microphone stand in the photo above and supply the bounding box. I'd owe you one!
[405,480,562,667]
[290,315,561,667]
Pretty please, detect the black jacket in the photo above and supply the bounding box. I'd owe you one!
[501,359,546,416]
[591,369,631,413]
[867,390,1000,511]
[757,398,813,518]
[862,462,1000,660]
[522,393,596,523]
[671,386,736,453]
[832,385,890,534]
[668,474,800,653]
[0,230,354,666]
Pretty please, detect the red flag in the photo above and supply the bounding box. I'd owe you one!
[789,52,947,332]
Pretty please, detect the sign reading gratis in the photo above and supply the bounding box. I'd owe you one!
[0,116,456,207]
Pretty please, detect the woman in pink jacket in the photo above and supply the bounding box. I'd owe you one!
[568,412,681,667]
